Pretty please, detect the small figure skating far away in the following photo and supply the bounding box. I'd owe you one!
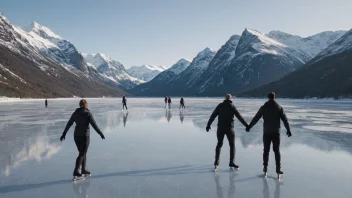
[179,97,185,110]
[167,97,172,109]
[60,99,105,181]
[246,92,292,179]
[164,96,168,108]
[45,99,48,108]
[206,94,249,171]
[122,95,128,110]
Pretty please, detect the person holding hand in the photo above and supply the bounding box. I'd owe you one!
[246,92,291,178]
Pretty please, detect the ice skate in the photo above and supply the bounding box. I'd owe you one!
[214,165,219,172]
[229,162,239,170]
[276,168,283,179]
[73,172,85,181]
[263,166,268,177]
[82,169,91,177]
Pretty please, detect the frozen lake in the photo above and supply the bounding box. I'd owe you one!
[0,98,352,198]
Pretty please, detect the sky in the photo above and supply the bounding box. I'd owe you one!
[1,0,351,68]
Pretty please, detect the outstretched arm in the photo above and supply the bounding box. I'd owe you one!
[89,113,104,137]
[280,107,291,133]
[207,105,220,127]
[62,113,75,136]
[233,106,248,127]
[249,106,264,128]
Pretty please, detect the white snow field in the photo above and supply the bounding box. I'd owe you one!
[0,98,352,198]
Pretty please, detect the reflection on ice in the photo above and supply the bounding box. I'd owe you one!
[0,98,351,198]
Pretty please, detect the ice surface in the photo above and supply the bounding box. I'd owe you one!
[0,98,352,198]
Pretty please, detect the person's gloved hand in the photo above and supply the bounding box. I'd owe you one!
[246,126,250,132]
[60,134,65,141]
[287,131,292,137]
[100,133,105,139]
[206,125,211,132]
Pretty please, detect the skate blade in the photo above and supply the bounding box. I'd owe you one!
[73,176,85,181]
[264,172,268,177]
[83,174,91,177]
[277,174,282,179]
[214,166,218,172]
[230,167,239,171]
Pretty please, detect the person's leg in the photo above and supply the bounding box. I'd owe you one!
[81,137,90,173]
[215,130,225,165]
[225,129,235,165]
[263,134,271,168]
[74,137,85,175]
[272,133,281,170]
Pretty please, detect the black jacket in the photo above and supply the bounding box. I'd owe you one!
[249,100,291,134]
[207,100,248,130]
[122,97,126,104]
[62,107,103,137]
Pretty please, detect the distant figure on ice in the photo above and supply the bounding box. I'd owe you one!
[246,92,292,178]
[60,99,105,180]
[179,97,185,110]
[45,99,48,108]
[122,96,128,110]
[164,96,168,108]
[206,94,249,171]
[167,97,172,109]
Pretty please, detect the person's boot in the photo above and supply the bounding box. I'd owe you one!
[263,166,268,177]
[229,162,239,170]
[81,168,91,176]
[276,167,283,179]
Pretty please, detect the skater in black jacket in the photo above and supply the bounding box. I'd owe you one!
[167,97,172,109]
[179,98,185,110]
[246,92,292,177]
[206,94,249,170]
[60,99,105,179]
[45,99,48,108]
[122,96,128,110]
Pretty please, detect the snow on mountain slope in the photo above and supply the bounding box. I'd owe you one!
[127,65,167,82]
[0,12,125,97]
[312,29,352,63]
[83,53,142,89]
[194,29,311,95]
[171,48,217,89]
[267,30,347,58]
[130,59,190,95]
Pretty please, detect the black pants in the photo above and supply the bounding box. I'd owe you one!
[123,103,128,110]
[74,136,90,173]
[179,103,185,109]
[215,128,235,165]
[263,133,281,168]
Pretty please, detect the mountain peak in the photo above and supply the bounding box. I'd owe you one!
[26,21,62,39]
[176,58,191,65]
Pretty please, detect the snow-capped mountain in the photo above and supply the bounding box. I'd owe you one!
[16,22,89,73]
[127,65,168,82]
[83,53,142,89]
[130,59,190,95]
[188,29,311,96]
[312,29,352,63]
[166,48,217,95]
[242,29,352,98]
[267,30,347,58]
[0,12,125,97]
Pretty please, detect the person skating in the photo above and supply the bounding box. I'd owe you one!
[164,96,168,108]
[206,94,249,171]
[167,97,172,109]
[45,99,48,108]
[122,96,128,110]
[246,92,292,178]
[179,97,185,110]
[60,99,105,180]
